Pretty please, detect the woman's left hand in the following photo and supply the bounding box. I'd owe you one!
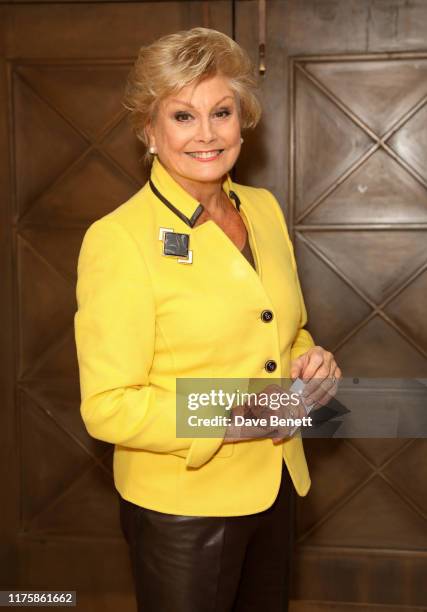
[290,345,342,409]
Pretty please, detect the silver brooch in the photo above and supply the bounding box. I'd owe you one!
[158,227,193,264]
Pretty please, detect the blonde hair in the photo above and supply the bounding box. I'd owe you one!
[122,27,262,166]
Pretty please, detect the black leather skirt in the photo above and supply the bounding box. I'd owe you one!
[119,462,295,612]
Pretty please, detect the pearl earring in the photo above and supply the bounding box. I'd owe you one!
[149,146,157,154]
[240,137,244,144]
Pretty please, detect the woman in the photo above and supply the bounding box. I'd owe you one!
[74,27,341,612]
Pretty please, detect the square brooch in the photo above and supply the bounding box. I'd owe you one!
[163,231,190,257]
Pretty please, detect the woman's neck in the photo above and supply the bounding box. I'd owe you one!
[167,168,230,219]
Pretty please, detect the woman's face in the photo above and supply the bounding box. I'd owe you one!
[146,74,242,188]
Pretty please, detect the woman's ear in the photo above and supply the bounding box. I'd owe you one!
[144,123,152,146]
[144,123,157,154]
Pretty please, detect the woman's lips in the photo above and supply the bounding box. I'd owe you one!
[185,150,224,162]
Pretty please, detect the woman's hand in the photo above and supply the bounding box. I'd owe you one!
[271,346,343,445]
[224,347,342,445]
[290,345,342,409]
[223,397,275,443]
[223,384,306,444]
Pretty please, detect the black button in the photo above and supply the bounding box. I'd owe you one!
[261,310,273,323]
[265,360,277,373]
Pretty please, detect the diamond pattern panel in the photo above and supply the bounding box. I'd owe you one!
[21,389,91,524]
[304,149,427,224]
[306,59,427,135]
[29,328,80,381]
[348,439,410,468]
[13,61,144,538]
[295,235,372,349]
[19,227,86,283]
[16,64,130,139]
[17,234,76,377]
[295,69,373,217]
[28,379,109,458]
[102,117,147,185]
[388,102,427,182]
[14,73,88,216]
[304,230,427,304]
[305,475,427,549]
[383,440,427,514]
[296,439,371,538]
[29,466,119,537]
[334,316,427,377]
[23,149,137,226]
[385,267,427,353]
[293,55,427,572]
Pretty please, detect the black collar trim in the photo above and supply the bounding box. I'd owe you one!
[229,190,241,211]
[149,179,204,228]
[149,179,241,226]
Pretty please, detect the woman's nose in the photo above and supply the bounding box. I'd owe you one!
[196,117,216,142]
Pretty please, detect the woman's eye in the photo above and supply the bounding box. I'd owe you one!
[174,109,231,122]
[174,112,192,122]
[215,109,231,118]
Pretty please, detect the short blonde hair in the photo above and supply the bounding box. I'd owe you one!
[122,27,262,166]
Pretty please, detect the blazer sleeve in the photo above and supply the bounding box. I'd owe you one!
[74,218,225,468]
[262,189,316,361]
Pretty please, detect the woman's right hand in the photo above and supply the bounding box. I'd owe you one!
[223,384,306,444]
[223,400,275,443]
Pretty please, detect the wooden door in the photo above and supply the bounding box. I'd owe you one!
[236,2,427,610]
[0,3,231,610]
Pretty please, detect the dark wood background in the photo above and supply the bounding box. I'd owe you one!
[1,1,426,611]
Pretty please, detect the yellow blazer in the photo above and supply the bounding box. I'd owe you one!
[74,156,315,516]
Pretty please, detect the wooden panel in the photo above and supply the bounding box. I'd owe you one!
[294,68,373,218]
[304,149,427,225]
[291,547,427,607]
[306,59,427,136]
[299,230,427,305]
[235,0,427,214]
[301,475,427,549]
[0,2,232,606]
[386,269,427,362]
[4,2,231,58]
[294,239,372,349]
[17,537,134,604]
[0,31,20,590]
[382,440,427,515]
[334,316,427,377]
[290,49,427,608]
[294,440,372,537]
